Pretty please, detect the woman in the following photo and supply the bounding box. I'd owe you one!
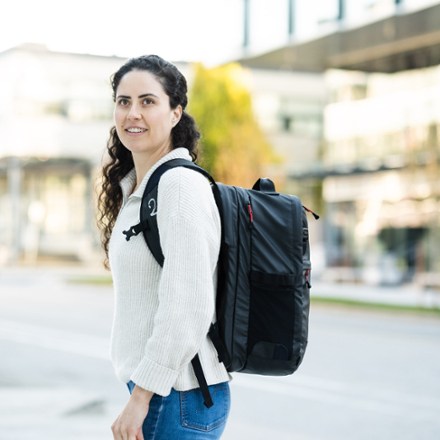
[98,55,231,440]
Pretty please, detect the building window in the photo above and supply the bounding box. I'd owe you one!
[281,115,293,132]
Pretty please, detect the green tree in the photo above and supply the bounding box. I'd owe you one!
[189,63,278,187]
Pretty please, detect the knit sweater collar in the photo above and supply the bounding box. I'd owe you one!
[119,148,192,200]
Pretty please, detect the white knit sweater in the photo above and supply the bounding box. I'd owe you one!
[109,148,230,396]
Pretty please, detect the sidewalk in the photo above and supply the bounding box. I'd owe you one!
[0,264,439,439]
[0,387,114,440]
[0,264,119,440]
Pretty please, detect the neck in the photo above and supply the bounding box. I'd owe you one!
[132,146,172,191]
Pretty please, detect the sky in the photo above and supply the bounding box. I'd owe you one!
[1,0,436,65]
[0,0,287,65]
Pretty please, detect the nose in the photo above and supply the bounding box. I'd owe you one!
[127,103,141,120]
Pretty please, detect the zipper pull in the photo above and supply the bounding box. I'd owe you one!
[247,203,254,225]
[303,205,320,220]
[304,268,312,288]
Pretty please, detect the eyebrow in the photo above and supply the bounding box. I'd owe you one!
[116,93,159,100]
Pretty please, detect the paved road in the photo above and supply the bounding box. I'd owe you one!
[0,268,439,439]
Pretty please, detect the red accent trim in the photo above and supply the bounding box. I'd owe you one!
[247,204,254,223]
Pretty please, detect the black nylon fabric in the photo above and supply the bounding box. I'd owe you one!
[215,184,309,374]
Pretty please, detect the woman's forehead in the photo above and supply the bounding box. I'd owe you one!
[117,70,166,96]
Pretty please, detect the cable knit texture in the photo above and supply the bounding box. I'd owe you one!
[109,148,230,396]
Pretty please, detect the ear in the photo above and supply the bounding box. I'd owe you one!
[171,105,183,126]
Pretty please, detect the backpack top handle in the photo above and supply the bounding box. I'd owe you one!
[252,178,276,193]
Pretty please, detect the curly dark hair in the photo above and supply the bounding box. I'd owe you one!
[97,55,201,266]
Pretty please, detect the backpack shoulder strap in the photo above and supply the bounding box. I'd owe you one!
[140,158,215,267]
[122,158,218,263]
[122,158,219,407]
[144,158,215,195]
[144,158,218,408]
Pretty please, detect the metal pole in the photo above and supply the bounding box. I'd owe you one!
[243,0,250,50]
[7,157,22,263]
[338,0,345,21]
[288,0,295,37]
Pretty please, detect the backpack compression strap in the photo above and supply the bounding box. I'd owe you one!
[122,158,217,408]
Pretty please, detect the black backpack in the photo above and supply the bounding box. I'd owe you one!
[123,158,317,407]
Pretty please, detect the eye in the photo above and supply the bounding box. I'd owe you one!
[142,97,154,105]
[117,98,129,106]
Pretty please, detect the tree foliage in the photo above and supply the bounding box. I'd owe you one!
[188,63,278,187]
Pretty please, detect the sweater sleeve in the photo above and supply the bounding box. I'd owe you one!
[129,167,221,395]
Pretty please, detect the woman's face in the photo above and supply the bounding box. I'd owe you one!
[114,69,181,157]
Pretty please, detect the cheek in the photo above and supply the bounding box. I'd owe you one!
[163,110,175,127]
[151,111,173,130]
[113,110,126,140]
[114,107,123,125]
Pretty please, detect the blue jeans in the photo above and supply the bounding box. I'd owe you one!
[127,381,230,439]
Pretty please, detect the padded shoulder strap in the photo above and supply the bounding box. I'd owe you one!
[141,158,216,267]
[145,159,215,195]
[140,158,218,407]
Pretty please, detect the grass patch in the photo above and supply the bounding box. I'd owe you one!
[66,276,440,317]
[67,275,113,286]
[311,296,440,316]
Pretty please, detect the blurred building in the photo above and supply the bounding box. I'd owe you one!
[245,68,326,191]
[0,44,125,264]
[0,44,326,266]
[240,0,440,285]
